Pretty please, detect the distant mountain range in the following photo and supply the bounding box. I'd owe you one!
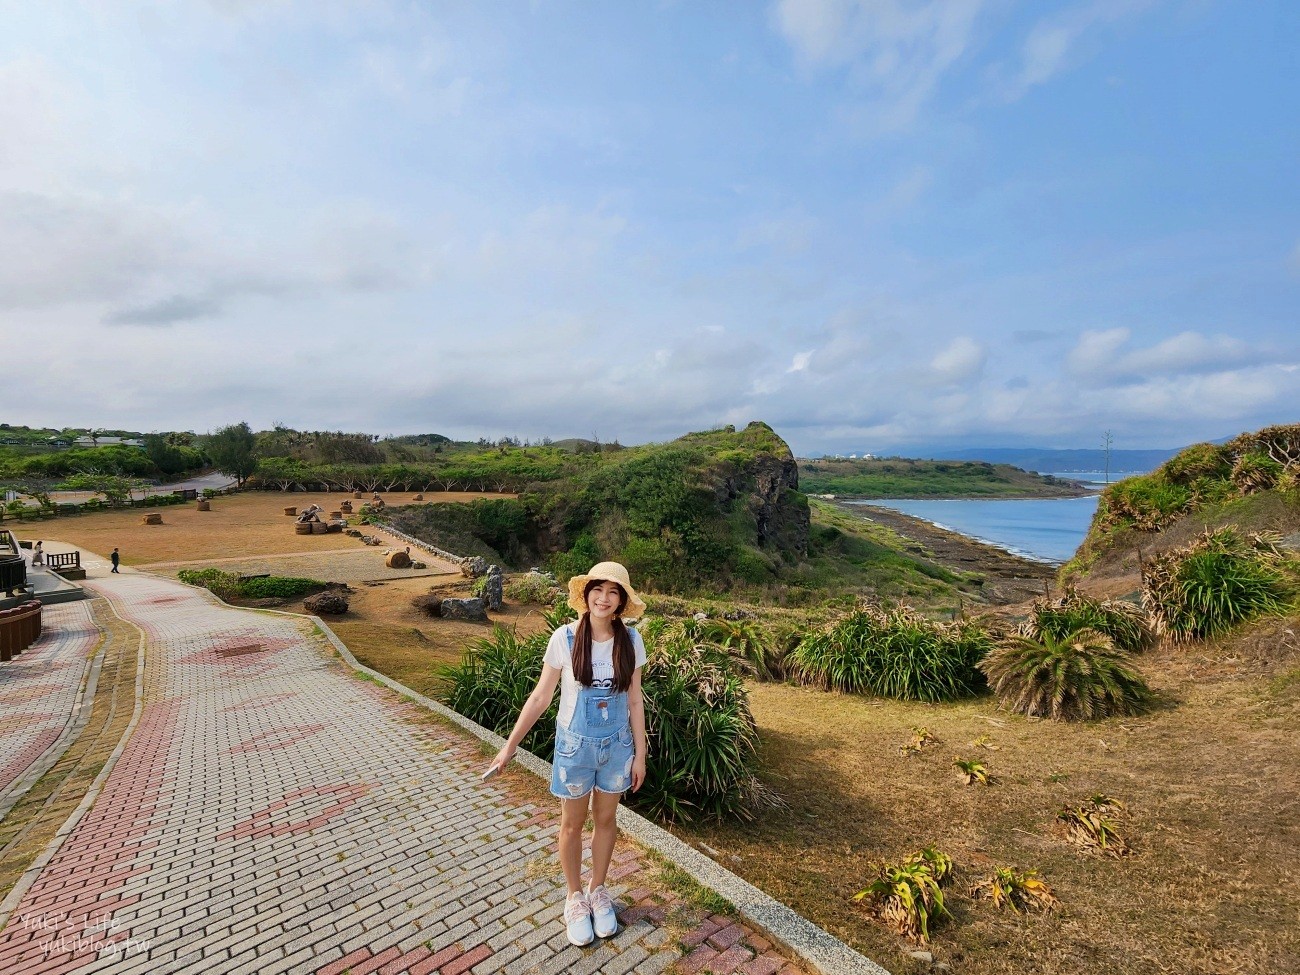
[921,446,1182,474]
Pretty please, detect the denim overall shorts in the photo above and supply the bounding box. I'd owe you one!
[549,627,635,799]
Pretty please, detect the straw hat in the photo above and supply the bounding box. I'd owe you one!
[566,561,647,618]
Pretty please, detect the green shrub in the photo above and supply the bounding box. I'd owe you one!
[1019,586,1154,654]
[1142,527,1292,642]
[638,634,766,823]
[177,569,328,601]
[853,846,954,943]
[791,606,991,702]
[979,628,1151,720]
[177,567,241,601]
[504,571,560,605]
[1156,442,1233,485]
[239,576,329,599]
[1231,453,1283,495]
[445,625,557,757]
[442,617,768,823]
[1095,475,1193,534]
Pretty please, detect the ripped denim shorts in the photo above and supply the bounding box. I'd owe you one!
[550,688,635,799]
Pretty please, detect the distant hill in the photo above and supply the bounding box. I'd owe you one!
[798,457,1089,498]
[926,447,1181,474]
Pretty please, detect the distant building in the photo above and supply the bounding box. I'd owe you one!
[72,436,144,448]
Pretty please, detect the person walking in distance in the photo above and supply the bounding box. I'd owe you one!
[32,541,44,566]
[485,562,648,946]
[110,547,120,573]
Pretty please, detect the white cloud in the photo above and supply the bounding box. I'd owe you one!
[1068,328,1269,382]
[1009,0,1157,99]
[788,350,814,372]
[930,335,986,383]
[773,0,985,130]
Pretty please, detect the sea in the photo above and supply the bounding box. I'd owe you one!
[847,471,1141,565]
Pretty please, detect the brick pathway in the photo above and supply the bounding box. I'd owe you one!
[0,573,810,974]
[0,602,100,799]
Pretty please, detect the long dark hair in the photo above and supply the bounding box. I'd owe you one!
[571,580,637,691]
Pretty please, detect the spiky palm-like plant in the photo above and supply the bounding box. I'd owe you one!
[979,628,1151,721]
[1142,527,1291,642]
[1020,585,1155,654]
[1231,452,1284,495]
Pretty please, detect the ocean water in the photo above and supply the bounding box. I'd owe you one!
[849,495,1103,564]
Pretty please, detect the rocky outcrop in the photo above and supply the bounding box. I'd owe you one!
[304,591,349,615]
[440,597,487,621]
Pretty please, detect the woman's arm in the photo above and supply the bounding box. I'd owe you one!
[627,668,647,792]
[488,664,563,772]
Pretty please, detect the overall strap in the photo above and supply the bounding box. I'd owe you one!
[564,623,575,650]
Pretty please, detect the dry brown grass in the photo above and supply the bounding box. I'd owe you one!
[325,574,552,699]
[7,491,509,565]
[685,628,1300,975]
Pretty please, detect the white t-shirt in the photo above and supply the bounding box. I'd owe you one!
[544,624,647,729]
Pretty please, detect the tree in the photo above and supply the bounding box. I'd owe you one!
[207,422,258,487]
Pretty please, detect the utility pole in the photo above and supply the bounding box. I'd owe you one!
[1103,430,1114,485]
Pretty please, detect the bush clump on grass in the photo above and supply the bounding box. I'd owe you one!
[791,606,991,702]
[503,571,560,605]
[442,617,768,823]
[979,628,1151,721]
[177,567,241,601]
[1019,585,1155,654]
[1142,527,1293,642]
[177,568,329,602]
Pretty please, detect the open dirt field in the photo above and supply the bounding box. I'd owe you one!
[6,491,509,566]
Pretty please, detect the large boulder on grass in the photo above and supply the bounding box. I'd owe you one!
[304,591,349,615]
[439,597,487,621]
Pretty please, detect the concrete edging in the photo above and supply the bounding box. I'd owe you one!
[308,615,893,975]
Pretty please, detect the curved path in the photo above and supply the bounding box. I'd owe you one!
[0,572,828,975]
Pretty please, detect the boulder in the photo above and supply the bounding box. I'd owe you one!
[304,591,349,615]
[439,597,487,622]
[142,513,163,525]
[411,561,427,570]
[196,500,210,511]
[481,565,504,611]
[461,556,488,578]
[413,493,425,501]
[385,550,412,569]
[284,507,297,516]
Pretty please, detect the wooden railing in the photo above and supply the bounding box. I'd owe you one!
[47,551,81,572]
[0,599,41,661]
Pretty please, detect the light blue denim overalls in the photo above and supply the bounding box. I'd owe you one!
[549,624,635,799]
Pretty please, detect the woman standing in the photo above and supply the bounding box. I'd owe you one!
[487,562,648,946]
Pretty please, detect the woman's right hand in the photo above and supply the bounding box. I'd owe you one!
[489,744,516,773]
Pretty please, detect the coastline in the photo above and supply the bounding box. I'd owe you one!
[834,500,1056,606]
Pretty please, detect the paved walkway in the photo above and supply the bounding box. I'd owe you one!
[0,572,814,975]
[0,602,99,800]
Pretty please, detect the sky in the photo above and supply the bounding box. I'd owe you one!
[1,0,1297,456]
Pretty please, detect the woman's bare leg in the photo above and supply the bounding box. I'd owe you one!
[558,796,591,893]
[587,789,623,890]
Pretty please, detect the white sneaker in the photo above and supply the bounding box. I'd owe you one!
[565,891,594,946]
[587,884,618,938]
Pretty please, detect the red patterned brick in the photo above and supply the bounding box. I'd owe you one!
[676,945,720,974]
[409,944,463,975]
[739,958,783,975]
[349,945,403,975]
[381,946,430,974]
[441,944,493,975]
[710,944,756,974]
[707,923,746,950]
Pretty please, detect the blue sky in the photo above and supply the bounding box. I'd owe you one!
[2,0,1296,456]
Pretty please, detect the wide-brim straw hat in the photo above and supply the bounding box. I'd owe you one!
[567,561,647,618]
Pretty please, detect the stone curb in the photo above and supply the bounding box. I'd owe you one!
[307,615,893,975]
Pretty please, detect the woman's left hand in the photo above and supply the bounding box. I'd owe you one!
[631,754,647,792]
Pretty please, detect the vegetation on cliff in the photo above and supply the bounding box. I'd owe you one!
[799,457,1087,498]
